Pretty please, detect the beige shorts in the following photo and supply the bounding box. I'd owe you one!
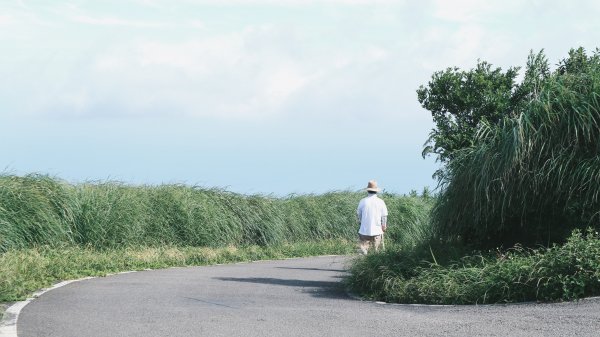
[358,234,382,254]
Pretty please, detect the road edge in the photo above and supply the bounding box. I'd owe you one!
[0,254,344,337]
[0,278,95,337]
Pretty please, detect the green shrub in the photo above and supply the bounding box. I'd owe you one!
[347,229,600,304]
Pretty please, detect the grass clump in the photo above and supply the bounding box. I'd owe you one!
[0,174,75,251]
[347,229,600,304]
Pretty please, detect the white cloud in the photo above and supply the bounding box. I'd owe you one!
[0,15,12,25]
[416,24,485,71]
[452,24,485,61]
[263,64,315,106]
[432,0,530,23]
[189,20,205,29]
[366,46,389,62]
[16,0,600,124]
[420,0,600,73]
[433,0,486,22]
[87,26,402,119]
[94,54,126,71]
[58,89,91,114]
[0,4,51,28]
[132,0,164,8]
[70,14,165,27]
[17,0,29,9]
[83,25,328,119]
[137,35,244,74]
[416,0,543,71]
[8,6,406,121]
[141,0,402,5]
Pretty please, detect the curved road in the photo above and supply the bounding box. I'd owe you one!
[18,256,600,337]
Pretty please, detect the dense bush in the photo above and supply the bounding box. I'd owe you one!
[346,229,600,304]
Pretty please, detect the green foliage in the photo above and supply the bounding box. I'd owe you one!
[347,229,600,304]
[417,60,522,163]
[0,174,75,251]
[431,47,600,248]
[72,183,150,247]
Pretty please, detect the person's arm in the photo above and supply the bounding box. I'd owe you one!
[381,201,388,232]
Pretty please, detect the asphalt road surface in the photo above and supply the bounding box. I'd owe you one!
[18,256,600,337]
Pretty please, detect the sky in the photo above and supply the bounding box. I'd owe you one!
[2,0,600,196]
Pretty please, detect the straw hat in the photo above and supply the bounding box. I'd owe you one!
[366,180,380,192]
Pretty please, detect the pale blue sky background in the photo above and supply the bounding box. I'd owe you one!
[2,0,600,195]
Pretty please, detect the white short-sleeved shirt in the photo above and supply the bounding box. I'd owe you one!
[357,194,388,236]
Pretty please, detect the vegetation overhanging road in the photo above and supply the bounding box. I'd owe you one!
[18,256,600,337]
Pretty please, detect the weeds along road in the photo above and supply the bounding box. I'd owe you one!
[18,256,600,337]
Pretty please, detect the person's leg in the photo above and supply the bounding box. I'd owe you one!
[359,239,369,255]
[358,234,371,255]
[373,234,382,252]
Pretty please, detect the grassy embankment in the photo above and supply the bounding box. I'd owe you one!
[0,174,430,303]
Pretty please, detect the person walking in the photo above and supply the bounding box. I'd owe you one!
[356,180,388,254]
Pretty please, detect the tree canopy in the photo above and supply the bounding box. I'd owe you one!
[418,51,550,163]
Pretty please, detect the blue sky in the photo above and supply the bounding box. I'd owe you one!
[2,0,600,195]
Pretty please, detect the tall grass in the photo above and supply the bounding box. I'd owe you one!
[0,174,433,302]
[380,192,433,248]
[0,174,430,252]
[431,48,600,248]
[0,175,75,250]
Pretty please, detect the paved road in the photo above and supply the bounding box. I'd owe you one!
[18,256,600,337]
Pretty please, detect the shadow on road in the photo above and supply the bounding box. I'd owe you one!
[214,277,350,300]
